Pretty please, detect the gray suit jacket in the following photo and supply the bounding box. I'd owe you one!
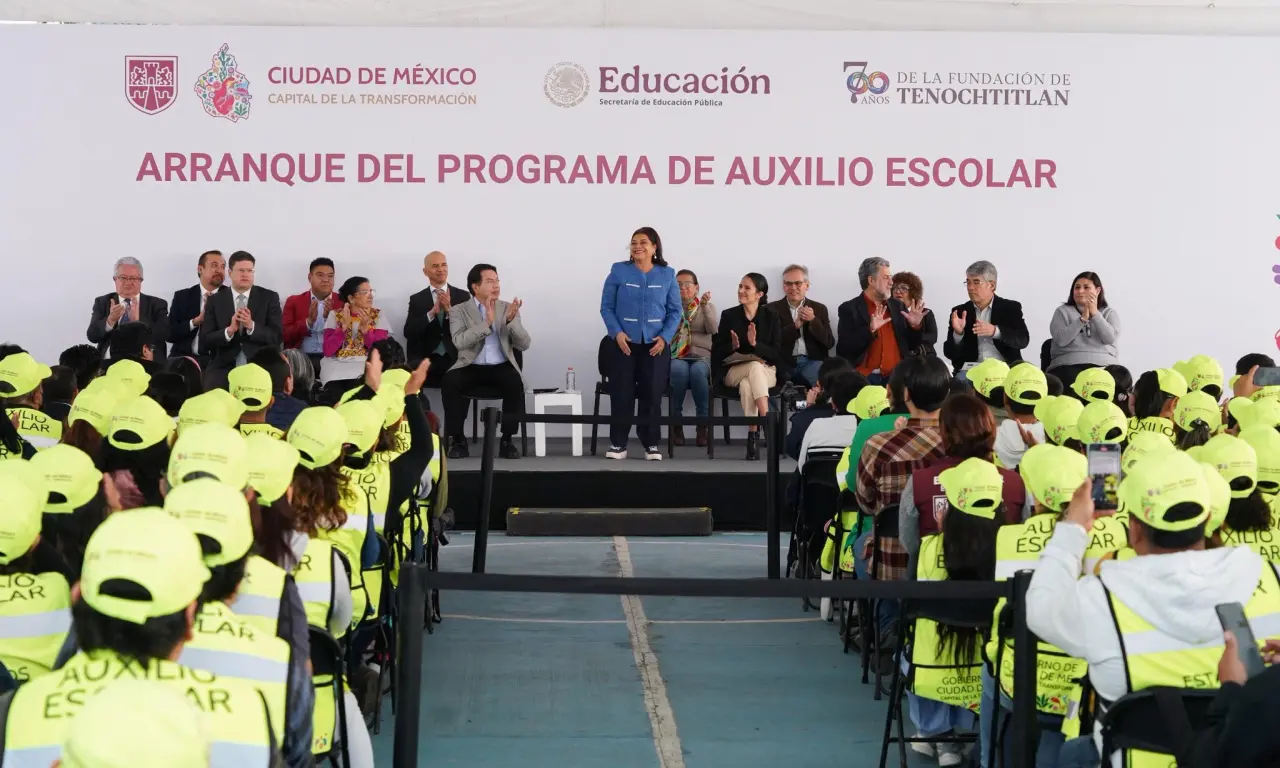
[448,298,532,381]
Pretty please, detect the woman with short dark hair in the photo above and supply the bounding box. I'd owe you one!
[1048,271,1121,388]
[321,276,390,387]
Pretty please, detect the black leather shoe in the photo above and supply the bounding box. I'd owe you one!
[499,438,521,459]
[447,437,469,459]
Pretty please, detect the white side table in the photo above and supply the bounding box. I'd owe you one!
[531,390,583,457]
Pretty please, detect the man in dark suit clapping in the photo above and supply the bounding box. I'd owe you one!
[200,251,284,390]
[168,249,227,364]
[86,257,170,364]
[765,264,835,389]
[836,257,924,385]
[404,251,471,419]
[942,260,1030,376]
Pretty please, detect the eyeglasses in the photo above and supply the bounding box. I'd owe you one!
[355,288,376,298]
[114,275,142,283]
[782,280,806,288]
[964,279,990,287]
[677,281,696,288]
[892,284,910,293]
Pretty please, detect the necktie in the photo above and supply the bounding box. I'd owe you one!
[433,290,448,354]
[121,299,132,325]
[234,294,249,366]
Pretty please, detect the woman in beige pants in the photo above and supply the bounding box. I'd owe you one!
[711,272,784,460]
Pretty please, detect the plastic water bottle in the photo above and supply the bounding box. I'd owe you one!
[566,367,576,392]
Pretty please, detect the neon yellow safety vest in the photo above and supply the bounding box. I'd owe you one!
[1104,562,1280,767]
[345,461,391,532]
[835,446,852,493]
[10,407,60,451]
[986,514,1090,717]
[3,650,277,768]
[292,538,350,638]
[1083,515,1129,577]
[0,572,71,684]
[1219,506,1280,563]
[239,422,286,440]
[180,601,292,735]
[390,434,443,588]
[908,535,983,712]
[230,555,288,637]
[310,629,346,757]
[322,470,371,569]
[1127,416,1176,445]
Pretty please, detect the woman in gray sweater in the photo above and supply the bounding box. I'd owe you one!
[1047,271,1121,388]
[669,269,718,446]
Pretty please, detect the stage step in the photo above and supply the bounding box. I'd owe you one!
[505,507,714,537]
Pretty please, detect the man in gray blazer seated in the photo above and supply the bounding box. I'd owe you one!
[441,262,531,459]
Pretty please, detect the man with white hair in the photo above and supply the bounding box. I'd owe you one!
[942,260,1028,376]
[86,256,170,363]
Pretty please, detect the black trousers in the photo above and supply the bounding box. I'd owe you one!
[441,362,524,439]
[605,340,671,449]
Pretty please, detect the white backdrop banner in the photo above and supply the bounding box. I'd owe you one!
[0,25,1276,394]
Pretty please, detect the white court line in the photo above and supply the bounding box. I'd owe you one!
[440,614,822,625]
[439,540,780,550]
[615,535,686,768]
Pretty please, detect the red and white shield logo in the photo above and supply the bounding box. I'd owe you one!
[126,56,178,115]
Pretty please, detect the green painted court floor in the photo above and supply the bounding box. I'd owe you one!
[372,533,934,767]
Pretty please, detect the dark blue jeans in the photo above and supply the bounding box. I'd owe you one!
[606,340,671,449]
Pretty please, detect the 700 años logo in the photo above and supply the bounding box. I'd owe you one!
[844,61,891,104]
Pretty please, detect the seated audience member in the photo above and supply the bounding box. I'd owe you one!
[404,250,471,391]
[1191,632,1280,768]
[1175,354,1225,400]
[785,358,856,460]
[168,249,227,363]
[86,256,170,364]
[1107,364,1134,416]
[712,273,784,461]
[900,392,1030,573]
[669,270,718,447]
[61,378,125,466]
[599,227,681,461]
[57,345,101,391]
[442,263,530,460]
[200,251,284,391]
[31,443,111,578]
[1130,368,1188,443]
[1200,434,1272,541]
[1172,390,1222,450]
[254,348,309,432]
[965,358,1010,422]
[890,271,938,355]
[0,352,59,454]
[1232,353,1277,401]
[1027,451,1271,767]
[1047,271,1120,388]
[903,457,1003,761]
[101,395,174,509]
[145,372,188,418]
[837,257,924,385]
[166,356,204,401]
[1036,395,1086,453]
[994,363,1049,470]
[321,276,389,388]
[797,372,864,470]
[768,264,835,389]
[283,257,342,379]
[40,365,78,422]
[1071,366,1116,403]
[282,348,317,406]
[56,680,210,768]
[107,322,156,368]
[854,355,950,582]
[230,363,285,438]
[843,367,910,492]
[942,260,1029,375]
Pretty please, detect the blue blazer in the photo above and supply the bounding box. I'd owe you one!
[599,261,682,345]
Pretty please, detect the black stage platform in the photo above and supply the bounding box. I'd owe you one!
[444,437,798,531]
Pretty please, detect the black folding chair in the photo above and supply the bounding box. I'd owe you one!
[858,504,901,700]
[785,450,843,611]
[310,627,352,768]
[879,598,996,768]
[1098,688,1218,768]
[463,348,528,455]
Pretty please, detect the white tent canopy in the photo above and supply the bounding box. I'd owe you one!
[3,0,1280,35]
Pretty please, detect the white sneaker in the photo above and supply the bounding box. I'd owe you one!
[937,742,964,767]
[645,447,662,461]
[820,570,833,620]
[909,738,935,758]
[605,447,627,460]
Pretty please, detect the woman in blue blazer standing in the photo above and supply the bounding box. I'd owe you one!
[599,227,683,460]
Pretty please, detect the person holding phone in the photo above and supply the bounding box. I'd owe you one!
[1025,451,1278,767]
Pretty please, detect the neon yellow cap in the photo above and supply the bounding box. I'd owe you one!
[30,444,102,513]
[0,472,42,564]
[1118,451,1210,532]
[107,396,175,451]
[1036,396,1084,446]
[1018,444,1087,512]
[68,388,122,435]
[1077,400,1129,444]
[1239,426,1280,495]
[59,679,210,768]
[1004,363,1048,406]
[0,353,52,398]
[375,386,407,428]
[165,478,254,567]
[168,423,249,490]
[287,407,348,469]
[1121,432,1176,474]
[966,359,1011,399]
[178,389,247,434]
[1155,368,1189,399]
[1071,368,1116,402]
[1228,397,1280,431]
[850,385,891,420]
[938,458,1003,519]
[228,364,274,411]
[1173,390,1223,434]
[80,507,211,624]
[103,359,151,398]
[1174,355,1224,394]
[245,432,301,504]
[1198,433,1258,499]
[1200,461,1232,535]
[337,399,383,455]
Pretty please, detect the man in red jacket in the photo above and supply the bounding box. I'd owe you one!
[281,257,344,378]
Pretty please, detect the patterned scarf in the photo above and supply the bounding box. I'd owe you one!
[671,296,699,358]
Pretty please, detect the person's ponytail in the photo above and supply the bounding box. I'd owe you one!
[1176,421,1212,450]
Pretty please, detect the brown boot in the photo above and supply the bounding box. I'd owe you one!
[672,427,685,446]
[696,425,709,447]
